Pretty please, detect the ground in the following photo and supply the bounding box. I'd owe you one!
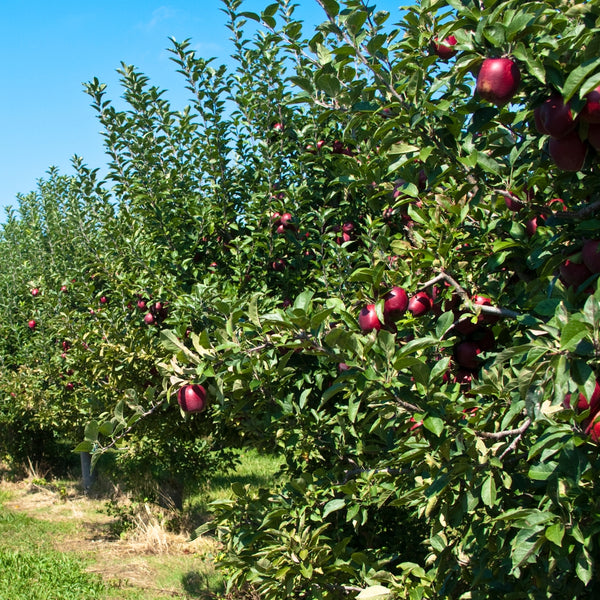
[0,473,222,599]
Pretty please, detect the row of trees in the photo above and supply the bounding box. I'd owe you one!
[1,0,600,597]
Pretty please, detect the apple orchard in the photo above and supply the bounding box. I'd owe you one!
[1,0,600,597]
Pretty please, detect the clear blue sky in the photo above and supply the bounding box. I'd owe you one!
[0,1,401,217]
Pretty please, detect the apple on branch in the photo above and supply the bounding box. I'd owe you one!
[358,304,382,333]
[431,35,457,60]
[476,57,520,107]
[177,384,208,413]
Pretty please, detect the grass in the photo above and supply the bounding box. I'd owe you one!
[0,448,282,600]
[0,501,106,599]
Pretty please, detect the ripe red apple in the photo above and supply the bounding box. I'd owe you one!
[60,285,68,292]
[31,288,39,296]
[100,296,108,304]
[476,57,520,106]
[582,240,600,274]
[358,304,382,333]
[137,299,147,310]
[577,381,600,414]
[504,194,524,212]
[548,131,587,171]
[177,384,208,413]
[28,319,36,329]
[407,291,433,317]
[432,35,457,60]
[559,258,593,288]
[144,312,155,325]
[588,418,600,443]
[581,85,600,123]
[588,123,600,152]
[525,217,538,237]
[473,295,499,324]
[383,286,409,322]
[454,340,483,370]
[534,95,576,139]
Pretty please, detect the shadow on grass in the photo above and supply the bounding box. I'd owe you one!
[181,570,223,599]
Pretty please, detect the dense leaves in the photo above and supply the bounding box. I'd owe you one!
[0,0,600,597]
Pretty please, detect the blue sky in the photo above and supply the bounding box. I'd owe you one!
[0,1,401,218]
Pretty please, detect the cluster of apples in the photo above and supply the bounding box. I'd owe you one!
[559,239,600,289]
[359,287,502,386]
[137,297,169,326]
[432,33,599,172]
[358,286,434,334]
[534,87,600,171]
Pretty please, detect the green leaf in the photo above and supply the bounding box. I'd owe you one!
[320,0,339,17]
[356,586,392,599]
[481,474,497,508]
[560,319,589,351]
[423,416,444,437]
[248,294,261,327]
[563,58,600,102]
[84,420,99,443]
[435,311,454,338]
[293,290,314,312]
[545,522,565,547]
[323,498,346,518]
[576,549,593,585]
[73,441,94,454]
[528,461,557,481]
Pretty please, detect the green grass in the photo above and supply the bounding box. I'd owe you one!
[186,447,284,515]
[0,448,283,600]
[0,507,106,599]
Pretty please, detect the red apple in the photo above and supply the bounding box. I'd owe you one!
[473,295,499,324]
[535,95,576,139]
[504,194,524,212]
[476,58,520,107]
[534,104,550,135]
[60,285,68,292]
[582,240,600,274]
[549,131,587,171]
[100,296,108,304]
[432,35,457,60]
[588,123,600,152]
[581,85,600,123]
[454,340,483,370]
[177,384,208,413]
[526,217,538,237]
[31,288,39,296]
[144,312,155,325]
[358,304,382,333]
[407,291,433,317]
[28,319,36,329]
[588,418,600,443]
[559,258,593,288]
[383,286,409,322]
[577,381,600,414]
